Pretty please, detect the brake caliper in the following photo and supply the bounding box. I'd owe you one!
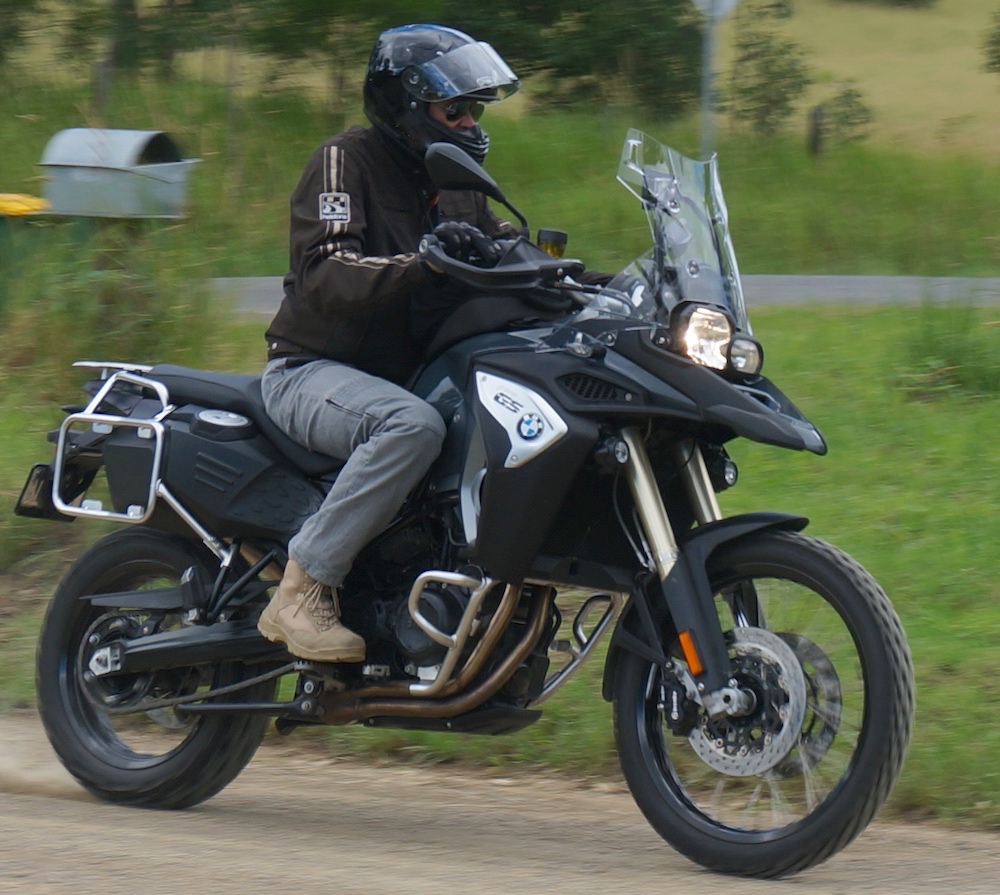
[658,670,699,736]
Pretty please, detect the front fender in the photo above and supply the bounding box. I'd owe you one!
[600,511,809,702]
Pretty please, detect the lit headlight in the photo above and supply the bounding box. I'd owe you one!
[728,336,764,376]
[681,307,732,370]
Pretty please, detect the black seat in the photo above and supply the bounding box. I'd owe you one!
[147,364,342,477]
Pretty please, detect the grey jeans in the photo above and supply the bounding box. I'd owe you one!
[261,357,446,586]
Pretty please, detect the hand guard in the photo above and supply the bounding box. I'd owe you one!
[430,221,502,268]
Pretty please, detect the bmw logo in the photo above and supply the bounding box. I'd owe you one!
[518,413,544,440]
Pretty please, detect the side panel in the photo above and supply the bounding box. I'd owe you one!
[472,364,599,583]
[160,417,324,539]
[528,466,638,592]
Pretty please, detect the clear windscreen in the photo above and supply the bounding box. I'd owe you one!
[584,129,749,332]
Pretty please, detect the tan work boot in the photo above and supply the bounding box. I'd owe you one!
[258,560,365,663]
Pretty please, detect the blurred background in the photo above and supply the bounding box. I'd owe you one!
[1,0,1000,830]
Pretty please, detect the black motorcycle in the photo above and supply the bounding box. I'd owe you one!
[16,129,914,878]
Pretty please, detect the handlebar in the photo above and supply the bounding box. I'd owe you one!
[419,234,586,291]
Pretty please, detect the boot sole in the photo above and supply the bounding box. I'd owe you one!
[258,616,365,664]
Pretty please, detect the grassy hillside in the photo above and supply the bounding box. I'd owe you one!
[9,0,1000,159]
[719,0,1000,157]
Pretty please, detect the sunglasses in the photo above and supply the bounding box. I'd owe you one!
[442,99,485,122]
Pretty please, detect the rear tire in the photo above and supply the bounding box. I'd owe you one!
[36,528,276,809]
[613,531,914,877]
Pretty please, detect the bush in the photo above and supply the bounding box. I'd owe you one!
[824,83,875,144]
[896,301,1000,399]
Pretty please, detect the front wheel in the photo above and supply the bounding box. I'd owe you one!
[36,528,277,809]
[613,531,914,878]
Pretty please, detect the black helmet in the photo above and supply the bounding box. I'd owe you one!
[363,24,519,165]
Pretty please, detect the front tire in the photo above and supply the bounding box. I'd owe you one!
[36,528,277,809]
[613,531,914,877]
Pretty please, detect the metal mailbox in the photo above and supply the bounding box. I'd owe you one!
[38,128,200,219]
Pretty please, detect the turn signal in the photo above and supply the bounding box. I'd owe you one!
[678,629,705,677]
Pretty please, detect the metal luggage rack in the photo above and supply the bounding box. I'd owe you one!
[52,363,174,525]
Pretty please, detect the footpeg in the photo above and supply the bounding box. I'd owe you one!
[294,661,347,695]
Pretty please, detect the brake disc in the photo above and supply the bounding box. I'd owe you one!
[687,627,808,777]
[769,632,842,778]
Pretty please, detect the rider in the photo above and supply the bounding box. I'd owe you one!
[257,24,521,663]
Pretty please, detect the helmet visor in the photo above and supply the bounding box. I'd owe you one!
[402,42,520,104]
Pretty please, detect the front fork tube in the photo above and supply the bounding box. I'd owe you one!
[621,429,739,717]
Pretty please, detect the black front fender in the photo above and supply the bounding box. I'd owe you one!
[600,511,809,702]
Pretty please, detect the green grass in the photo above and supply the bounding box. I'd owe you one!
[8,305,1000,826]
[4,74,1000,285]
[3,68,1000,826]
[299,303,1000,826]
[725,305,1000,824]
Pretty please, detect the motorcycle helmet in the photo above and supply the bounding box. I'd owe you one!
[363,24,519,165]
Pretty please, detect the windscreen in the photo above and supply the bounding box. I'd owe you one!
[599,129,749,332]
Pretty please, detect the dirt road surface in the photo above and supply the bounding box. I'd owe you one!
[1,710,997,895]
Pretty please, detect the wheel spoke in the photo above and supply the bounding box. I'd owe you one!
[799,753,822,812]
[37,530,278,808]
[765,776,796,827]
[645,573,863,830]
[613,531,914,876]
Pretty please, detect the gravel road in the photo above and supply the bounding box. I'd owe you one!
[1,710,997,895]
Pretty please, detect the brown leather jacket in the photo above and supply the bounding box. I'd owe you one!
[265,126,512,384]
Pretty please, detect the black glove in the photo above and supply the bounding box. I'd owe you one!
[431,221,502,268]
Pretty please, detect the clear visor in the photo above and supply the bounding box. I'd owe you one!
[401,42,520,103]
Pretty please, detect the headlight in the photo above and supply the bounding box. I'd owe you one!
[680,306,732,370]
[656,305,764,377]
[728,336,764,376]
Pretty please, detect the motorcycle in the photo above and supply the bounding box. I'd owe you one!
[16,129,914,878]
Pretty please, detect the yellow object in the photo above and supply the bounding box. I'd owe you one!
[0,193,49,216]
[537,227,568,259]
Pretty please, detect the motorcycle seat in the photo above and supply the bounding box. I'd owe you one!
[146,364,343,477]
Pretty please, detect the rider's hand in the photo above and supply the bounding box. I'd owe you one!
[431,221,502,268]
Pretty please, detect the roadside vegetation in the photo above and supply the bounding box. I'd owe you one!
[2,0,1000,830]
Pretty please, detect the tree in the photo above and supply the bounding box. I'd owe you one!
[55,0,251,123]
[724,2,812,137]
[0,0,43,66]
[240,0,441,126]
[984,8,1000,75]
[439,0,703,116]
[142,0,240,80]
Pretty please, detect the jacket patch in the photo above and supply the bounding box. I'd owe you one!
[319,192,350,223]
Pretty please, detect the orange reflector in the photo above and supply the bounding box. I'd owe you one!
[678,630,704,677]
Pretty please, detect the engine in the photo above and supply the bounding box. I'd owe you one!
[339,517,472,679]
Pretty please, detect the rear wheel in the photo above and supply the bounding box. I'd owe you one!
[613,531,914,878]
[36,528,277,809]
